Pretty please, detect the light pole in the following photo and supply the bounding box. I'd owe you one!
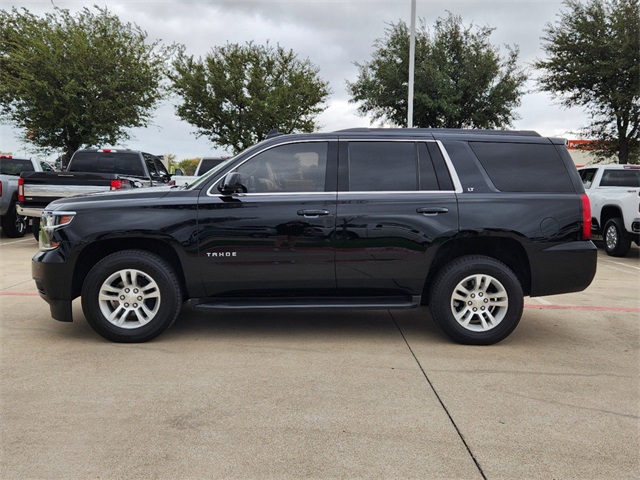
[407,0,416,128]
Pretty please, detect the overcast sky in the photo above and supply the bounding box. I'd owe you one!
[2,0,588,160]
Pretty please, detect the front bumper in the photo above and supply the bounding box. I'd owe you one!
[32,249,75,322]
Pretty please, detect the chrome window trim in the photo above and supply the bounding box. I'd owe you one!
[204,137,463,197]
[227,190,456,198]
[337,190,457,195]
[435,140,464,194]
[229,192,337,198]
[205,139,336,197]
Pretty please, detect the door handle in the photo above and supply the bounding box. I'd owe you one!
[416,207,449,216]
[297,209,330,218]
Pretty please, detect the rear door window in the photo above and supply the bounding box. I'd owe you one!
[345,141,444,192]
[579,168,598,189]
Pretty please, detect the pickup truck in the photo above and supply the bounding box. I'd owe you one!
[32,128,597,345]
[578,164,640,257]
[18,149,171,237]
[171,157,228,187]
[1,155,53,237]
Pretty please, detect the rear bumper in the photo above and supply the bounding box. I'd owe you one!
[32,249,74,322]
[17,205,44,217]
[529,241,597,297]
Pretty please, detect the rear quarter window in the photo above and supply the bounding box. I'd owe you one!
[469,142,574,192]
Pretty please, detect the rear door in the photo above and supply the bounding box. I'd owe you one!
[335,139,460,296]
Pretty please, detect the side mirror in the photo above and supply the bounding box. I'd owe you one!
[218,172,247,195]
[174,168,184,176]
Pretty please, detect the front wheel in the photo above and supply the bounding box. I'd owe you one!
[428,255,524,345]
[81,250,183,342]
[603,218,631,257]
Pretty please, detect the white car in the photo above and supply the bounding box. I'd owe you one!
[578,164,640,256]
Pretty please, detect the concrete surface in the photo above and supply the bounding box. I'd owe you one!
[1,234,638,479]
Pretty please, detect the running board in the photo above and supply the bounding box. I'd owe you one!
[190,296,421,312]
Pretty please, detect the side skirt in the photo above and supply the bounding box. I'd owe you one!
[188,295,421,312]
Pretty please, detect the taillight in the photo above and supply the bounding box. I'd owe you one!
[580,194,591,240]
[110,179,123,190]
[18,178,24,202]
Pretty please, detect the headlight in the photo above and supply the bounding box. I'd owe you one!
[39,211,75,251]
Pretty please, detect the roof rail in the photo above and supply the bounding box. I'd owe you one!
[334,128,541,137]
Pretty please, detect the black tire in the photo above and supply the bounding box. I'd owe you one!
[32,217,40,241]
[81,250,183,342]
[428,255,524,345]
[0,200,27,238]
[603,218,631,257]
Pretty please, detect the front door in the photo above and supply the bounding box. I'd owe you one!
[197,141,338,297]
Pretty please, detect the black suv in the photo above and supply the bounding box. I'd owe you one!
[32,129,596,344]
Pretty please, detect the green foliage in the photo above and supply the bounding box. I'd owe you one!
[536,0,639,164]
[177,158,200,176]
[0,6,174,159]
[164,153,177,173]
[171,42,331,154]
[348,13,527,129]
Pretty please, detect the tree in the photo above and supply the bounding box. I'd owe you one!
[348,13,527,129]
[0,7,173,160]
[535,0,639,164]
[171,42,330,154]
[177,158,200,176]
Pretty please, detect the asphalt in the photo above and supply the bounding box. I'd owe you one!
[0,233,638,479]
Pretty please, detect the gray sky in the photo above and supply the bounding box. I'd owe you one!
[2,0,588,160]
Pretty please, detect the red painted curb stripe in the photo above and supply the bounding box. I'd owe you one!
[525,304,640,313]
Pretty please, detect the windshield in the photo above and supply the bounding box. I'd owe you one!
[185,156,236,189]
[183,140,277,189]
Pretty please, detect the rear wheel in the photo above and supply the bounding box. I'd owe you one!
[428,255,524,345]
[81,250,182,342]
[603,218,631,257]
[0,200,27,238]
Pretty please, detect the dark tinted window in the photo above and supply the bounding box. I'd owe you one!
[469,142,574,192]
[69,152,145,176]
[199,158,225,175]
[600,169,640,187]
[235,142,327,193]
[426,142,454,190]
[0,158,34,175]
[579,168,598,188]
[348,142,416,191]
[417,143,439,190]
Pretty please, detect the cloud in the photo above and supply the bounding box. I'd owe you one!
[2,0,582,160]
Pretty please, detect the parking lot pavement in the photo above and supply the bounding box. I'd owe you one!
[1,236,638,479]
